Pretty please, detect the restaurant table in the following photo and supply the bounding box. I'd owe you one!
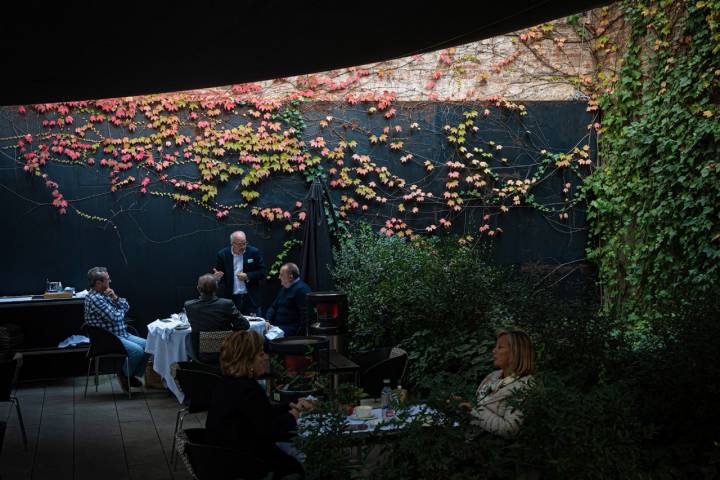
[145,316,281,402]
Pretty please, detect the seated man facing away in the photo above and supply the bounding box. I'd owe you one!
[184,274,250,363]
[84,267,149,392]
[265,263,311,337]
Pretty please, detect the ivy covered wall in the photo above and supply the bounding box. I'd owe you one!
[0,99,594,324]
[588,0,720,329]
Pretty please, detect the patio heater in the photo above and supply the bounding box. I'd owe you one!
[307,291,348,355]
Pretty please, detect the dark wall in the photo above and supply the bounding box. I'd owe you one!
[0,101,595,332]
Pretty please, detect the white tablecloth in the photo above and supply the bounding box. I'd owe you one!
[145,316,280,402]
[298,404,441,436]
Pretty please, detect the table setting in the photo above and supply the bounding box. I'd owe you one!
[145,312,284,402]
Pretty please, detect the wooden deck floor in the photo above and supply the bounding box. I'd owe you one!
[0,375,200,480]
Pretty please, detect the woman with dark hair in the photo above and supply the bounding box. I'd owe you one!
[464,329,535,438]
[205,330,307,479]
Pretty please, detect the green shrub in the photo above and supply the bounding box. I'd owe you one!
[332,225,513,354]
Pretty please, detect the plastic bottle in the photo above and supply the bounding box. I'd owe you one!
[381,379,394,418]
[395,383,408,404]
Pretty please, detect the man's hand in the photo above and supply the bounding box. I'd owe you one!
[104,288,118,301]
[264,321,271,333]
[236,272,249,282]
[212,268,224,280]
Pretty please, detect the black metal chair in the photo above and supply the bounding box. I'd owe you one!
[180,428,269,480]
[0,352,27,450]
[170,362,221,466]
[81,324,132,399]
[351,346,408,398]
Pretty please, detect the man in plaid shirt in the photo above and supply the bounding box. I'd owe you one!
[85,267,149,392]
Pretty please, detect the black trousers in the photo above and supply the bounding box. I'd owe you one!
[231,293,258,315]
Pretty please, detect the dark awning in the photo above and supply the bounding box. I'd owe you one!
[0,1,611,105]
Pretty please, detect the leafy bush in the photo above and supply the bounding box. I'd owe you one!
[327,222,720,478]
[332,225,513,352]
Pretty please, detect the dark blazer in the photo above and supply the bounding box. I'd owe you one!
[184,296,249,361]
[215,244,266,309]
[205,376,303,479]
[266,279,311,335]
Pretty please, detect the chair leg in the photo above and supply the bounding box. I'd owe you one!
[172,410,189,470]
[94,357,100,392]
[11,397,28,451]
[84,357,92,398]
[126,358,131,400]
[170,409,182,464]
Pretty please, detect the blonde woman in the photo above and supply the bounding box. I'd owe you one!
[205,330,305,479]
[464,329,535,438]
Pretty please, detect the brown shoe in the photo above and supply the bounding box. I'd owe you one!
[117,373,130,392]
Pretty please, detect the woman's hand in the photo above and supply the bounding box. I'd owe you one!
[290,398,316,413]
[289,407,300,419]
[447,394,473,412]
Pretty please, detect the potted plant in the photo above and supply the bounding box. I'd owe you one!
[334,383,367,415]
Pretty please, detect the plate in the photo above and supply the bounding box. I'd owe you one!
[350,412,376,421]
[174,324,190,330]
[159,318,172,322]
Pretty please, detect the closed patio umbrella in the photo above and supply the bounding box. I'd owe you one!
[300,178,336,292]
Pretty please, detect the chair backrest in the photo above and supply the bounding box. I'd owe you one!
[351,347,393,372]
[358,348,408,398]
[184,431,268,480]
[197,330,233,364]
[81,324,127,357]
[175,365,221,412]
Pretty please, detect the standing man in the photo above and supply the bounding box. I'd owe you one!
[184,274,250,363]
[266,263,312,336]
[84,267,149,392]
[213,230,266,315]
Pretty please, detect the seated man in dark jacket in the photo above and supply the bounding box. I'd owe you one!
[184,274,250,363]
[265,263,311,337]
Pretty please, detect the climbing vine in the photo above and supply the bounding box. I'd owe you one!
[587,0,720,327]
[0,11,618,249]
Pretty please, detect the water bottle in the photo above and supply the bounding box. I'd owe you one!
[381,379,394,418]
[395,384,408,404]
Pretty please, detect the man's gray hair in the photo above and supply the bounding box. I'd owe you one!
[87,266,108,288]
[197,274,218,297]
[282,262,300,279]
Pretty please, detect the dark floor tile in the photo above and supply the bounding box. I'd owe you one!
[123,443,167,467]
[76,460,130,480]
[126,461,174,480]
